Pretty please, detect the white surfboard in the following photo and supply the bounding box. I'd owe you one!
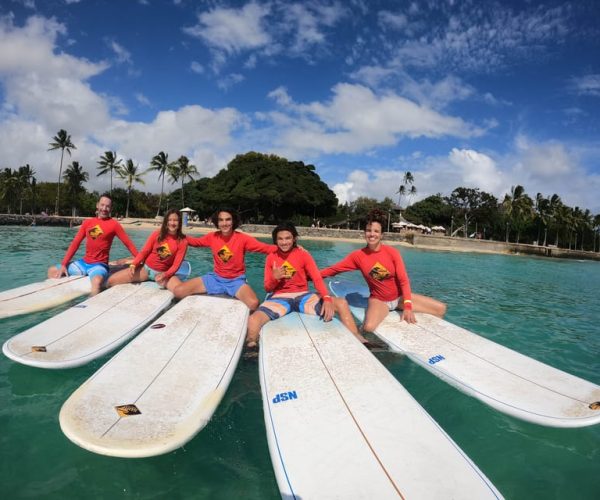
[2,283,174,369]
[329,278,600,428]
[0,276,91,319]
[260,313,502,499]
[59,295,249,458]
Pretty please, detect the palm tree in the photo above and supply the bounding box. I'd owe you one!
[119,159,146,218]
[502,185,534,243]
[16,164,35,214]
[63,161,89,216]
[554,203,572,248]
[0,168,18,213]
[169,155,197,208]
[148,151,170,217]
[546,194,562,247]
[97,151,123,196]
[402,171,414,187]
[48,129,76,215]
[408,185,417,206]
[593,214,600,252]
[395,184,406,211]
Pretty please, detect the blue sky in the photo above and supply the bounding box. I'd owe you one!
[1,0,599,212]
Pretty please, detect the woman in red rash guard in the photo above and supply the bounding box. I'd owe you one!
[321,209,446,333]
[245,222,367,350]
[107,209,189,292]
[173,209,276,311]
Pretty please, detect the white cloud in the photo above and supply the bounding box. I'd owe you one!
[266,83,482,156]
[190,61,204,74]
[183,2,271,55]
[378,11,408,31]
[108,40,132,65]
[135,93,151,107]
[569,74,600,97]
[217,73,245,90]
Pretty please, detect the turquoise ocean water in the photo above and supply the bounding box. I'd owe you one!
[0,225,599,499]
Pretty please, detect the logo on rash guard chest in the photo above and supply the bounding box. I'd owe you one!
[281,261,296,278]
[217,245,233,263]
[369,261,390,281]
[88,224,104,239]
[157,242,172,260]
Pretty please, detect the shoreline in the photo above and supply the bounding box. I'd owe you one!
[2,214,599,261]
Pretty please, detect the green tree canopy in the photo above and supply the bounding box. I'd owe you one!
[186,152,338,223]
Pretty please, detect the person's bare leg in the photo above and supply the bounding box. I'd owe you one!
[173,277,206,299]
[90,275,104,296]
[408,293,447,318]
[107,267,148,287]
[246,310,271,346]
[362,298,390,333]
[235,284,260,311]
[165,276,182,293]
[333,297,367,343]
[47,265,61,278]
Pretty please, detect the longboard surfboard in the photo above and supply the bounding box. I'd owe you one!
[59,295,249,458]
[2,283,174,369]
[0,276,91,319]
[260,313,502,499]
[329,278,600,428]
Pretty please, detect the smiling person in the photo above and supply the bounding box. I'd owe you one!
[320,209,446,333]
[48,194,138,295]
[173,208,276,310]
[245,222,368,351]
[107,209,190,292]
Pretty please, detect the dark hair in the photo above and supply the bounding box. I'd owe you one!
[365,208,387,231]
[159,209,184,241]
[211,208,240,230]
[272,222,299,246]
[98,193,112,203]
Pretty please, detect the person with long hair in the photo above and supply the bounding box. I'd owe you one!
[321,209,446,333]
[107,209,189,292]
[245,222,368,351]
[48,194,138,295]
[173,208,276,310]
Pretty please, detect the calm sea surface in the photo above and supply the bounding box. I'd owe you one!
[1,225,599,499]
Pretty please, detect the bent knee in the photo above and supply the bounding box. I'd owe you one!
[436,302,447,318]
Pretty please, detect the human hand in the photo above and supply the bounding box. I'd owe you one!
[155,273,168,286]
[320,300,335,322]
[271,263,287,280]
[401,309,417,324]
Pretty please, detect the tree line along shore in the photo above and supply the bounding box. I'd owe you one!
[1,129,599,254]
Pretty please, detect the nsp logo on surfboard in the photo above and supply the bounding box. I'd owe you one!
[272,391,298,404]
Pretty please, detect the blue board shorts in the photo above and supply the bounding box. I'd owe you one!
[60,259,109,280]
[201,272,247,297]
[258,292,323,320]
[145,260,192,283]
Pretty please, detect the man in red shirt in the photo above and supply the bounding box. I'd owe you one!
[245,222,367,350]
[47,194,138,295]
[174,209,276,310]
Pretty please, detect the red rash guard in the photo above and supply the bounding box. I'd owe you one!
[61,217,138,267]
[320,244,413,308]
[265,247,330,298]
[187,231,276,279]
[132,231,188,279]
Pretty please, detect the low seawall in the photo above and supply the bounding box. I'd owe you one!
[412,234,600,261]
[0,214,83,226]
